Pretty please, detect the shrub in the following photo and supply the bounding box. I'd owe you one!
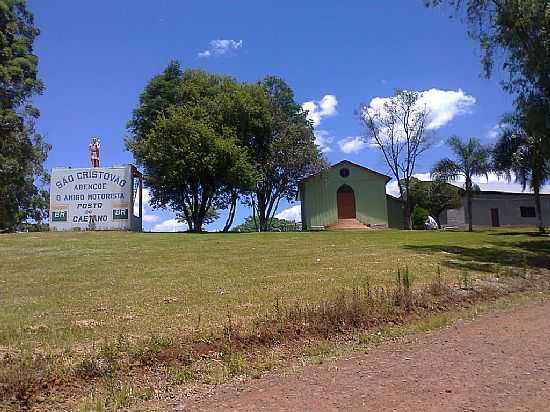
[412,206,429,229]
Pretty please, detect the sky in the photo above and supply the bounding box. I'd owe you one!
[29,0,550,231]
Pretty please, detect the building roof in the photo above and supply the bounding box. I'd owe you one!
[299,160,392,184]
[471,190,550,197]
[395,180,550,198]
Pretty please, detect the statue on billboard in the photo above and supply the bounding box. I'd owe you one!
[89,137,100,168]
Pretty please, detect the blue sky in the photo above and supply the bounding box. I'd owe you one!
[29,0,548,231]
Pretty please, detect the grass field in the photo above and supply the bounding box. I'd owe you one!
[1,228,549,410]
[1,229,549,353]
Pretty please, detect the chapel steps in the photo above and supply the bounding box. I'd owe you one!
[328,218,377,231]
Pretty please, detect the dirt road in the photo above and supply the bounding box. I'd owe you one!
[183,301,550,411]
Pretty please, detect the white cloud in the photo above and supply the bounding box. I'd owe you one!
[198,39,243,58]
[363,89,476,142]
[386,172,432,197]
[302,94,338,153]
[134,188,160,223]
[302,95,338,127]
[420,89,476,130]
[457,173,550,193]
[314,130,333,153]
[338,136,368,154]
[142,188,152,204]
[142,212,160,223]
[275,205,302,222]
[458,173,550,193]
[487,123,505,140]
[152,218,188,232]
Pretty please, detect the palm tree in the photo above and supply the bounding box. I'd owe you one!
[493,113,550,233]
[431,137,492,232]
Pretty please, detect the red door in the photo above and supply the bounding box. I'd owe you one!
[337,185,356,219]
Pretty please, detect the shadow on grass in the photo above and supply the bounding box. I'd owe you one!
[404,239,550,272]
[488,231,550,238]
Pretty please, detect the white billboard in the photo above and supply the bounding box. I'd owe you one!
[49,165,142,231]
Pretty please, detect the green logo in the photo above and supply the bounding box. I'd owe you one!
[113,208,129,220]
[52,210,67,222]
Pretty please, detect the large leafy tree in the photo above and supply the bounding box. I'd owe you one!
[426,1,550,98]
[408,178,463,227]
[247,76,326,232]
[0,0,50,232]
[130,106,255,232]
[426,0,550,157]
[431,137,492,232]
[493,101,550,233]
[360,90,432,230]
[217,82,271,231]
[127,65,262,232]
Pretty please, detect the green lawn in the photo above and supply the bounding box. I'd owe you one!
[1,229,549,355]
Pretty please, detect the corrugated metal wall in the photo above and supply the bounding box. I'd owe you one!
[302,162,389,229]
[386,195,404,229]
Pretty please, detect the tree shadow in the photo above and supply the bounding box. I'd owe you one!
[488,231,550,238]
[404,239,550,273]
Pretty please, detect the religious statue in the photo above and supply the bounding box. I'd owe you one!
[89,137,100,168]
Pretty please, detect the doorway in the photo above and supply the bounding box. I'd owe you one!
[490,208,500,227]
[337,185,356,219]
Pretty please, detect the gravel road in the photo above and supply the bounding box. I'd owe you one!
[185,301,550,411]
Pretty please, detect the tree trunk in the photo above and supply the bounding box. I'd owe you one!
[399,181,412,230]
[257,196,270,232]
[433,212,442,229]
[534,188,545,234]
[258,214,269,232]
[191,214,203,233]
[467,191,473,232]
[222,192,238,233]
[267,197,281,232]
[189,196,208,233]
[403,204,412,230]
[250,197,260,232]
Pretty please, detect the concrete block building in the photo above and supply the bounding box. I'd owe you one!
[440,191,550,228]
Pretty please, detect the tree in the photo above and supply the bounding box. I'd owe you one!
[232,216,297,232]
[0,0,50,232]
[360,90,432,230]
[127,65,267,232]
[426,1,550,158]
[431,137,492,232]
[176,207,219,230]
[425,1,550,99]
[130,106,255,232]
[408,178,463,227]
[246,76,326,232]
[493,103,550,233]
[217,82,271,232]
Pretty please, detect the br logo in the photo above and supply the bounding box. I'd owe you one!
[51,210,68,222]
[113,208,129,220]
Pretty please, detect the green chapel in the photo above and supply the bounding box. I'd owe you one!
[298,160,404,230]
